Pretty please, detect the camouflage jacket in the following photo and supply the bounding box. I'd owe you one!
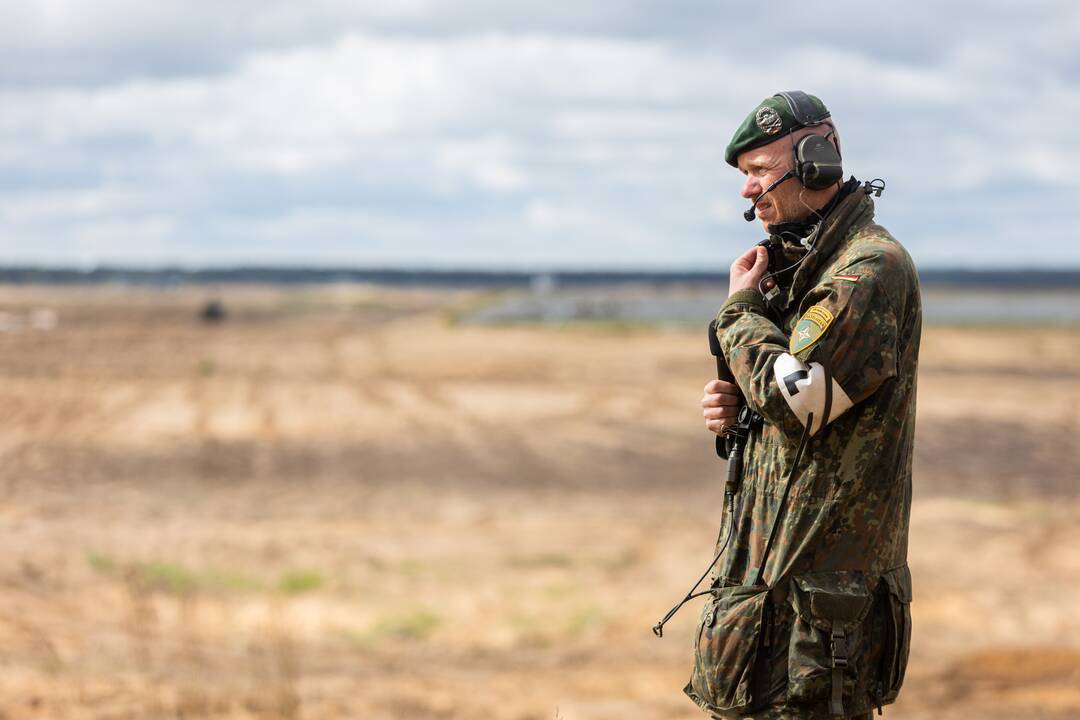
[685,187,920,719]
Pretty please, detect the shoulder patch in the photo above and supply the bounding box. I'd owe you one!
[790,304,834,354]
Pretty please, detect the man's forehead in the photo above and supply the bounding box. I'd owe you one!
[737,141,785,171]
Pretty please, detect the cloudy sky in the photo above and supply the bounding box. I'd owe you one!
[1,1,1077,269]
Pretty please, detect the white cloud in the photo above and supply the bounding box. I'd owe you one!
[0,2,1078,268]
[437,137,530,192]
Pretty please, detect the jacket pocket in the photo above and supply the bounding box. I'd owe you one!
[788,570,873,715]
[877,564,912,703]
[684,584,771,715]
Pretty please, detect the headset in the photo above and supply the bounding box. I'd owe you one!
[744,91,844,221]
[778,90,844,189]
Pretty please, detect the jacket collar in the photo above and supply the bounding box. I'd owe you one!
[786,187,875,305]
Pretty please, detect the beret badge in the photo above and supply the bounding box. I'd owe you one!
[755,106,782,135]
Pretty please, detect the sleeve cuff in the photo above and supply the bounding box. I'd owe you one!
[719,288,766,315]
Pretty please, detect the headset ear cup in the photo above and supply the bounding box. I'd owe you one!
[794,135,843,190]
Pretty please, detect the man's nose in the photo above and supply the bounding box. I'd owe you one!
[740,175,760,200]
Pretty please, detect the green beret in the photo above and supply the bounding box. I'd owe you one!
[724,92,831,167]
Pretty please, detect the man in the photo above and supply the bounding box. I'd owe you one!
[688,92,920,718]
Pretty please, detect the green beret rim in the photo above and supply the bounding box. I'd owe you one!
[727,121,831,168]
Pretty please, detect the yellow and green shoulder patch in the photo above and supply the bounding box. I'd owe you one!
[790,304,834,354]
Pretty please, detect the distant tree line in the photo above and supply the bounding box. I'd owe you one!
[0,266,1077,288]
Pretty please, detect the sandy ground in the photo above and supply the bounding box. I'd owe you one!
[0,284,1077,720]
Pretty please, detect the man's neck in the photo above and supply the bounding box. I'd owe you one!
[810,184,841,214]
[767,177,858,246]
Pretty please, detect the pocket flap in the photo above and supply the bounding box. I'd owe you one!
[791,571,872,631]
[883,564,912,603]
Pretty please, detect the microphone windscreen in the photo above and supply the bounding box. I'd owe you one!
[743,207,756,222]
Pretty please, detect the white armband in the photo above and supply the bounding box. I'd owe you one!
[773,353,854,435]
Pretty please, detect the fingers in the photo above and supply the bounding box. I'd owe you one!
[703,377,741,435]
[704,379,739,395]
[750,246,769,273]
[730,246,760,273]
[706,416,737,435]
[730,246,774,297]
[703,406,738,421]
[702,392,739,410]
[704,377,738,416]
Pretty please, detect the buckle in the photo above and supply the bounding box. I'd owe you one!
[830,626,849,668]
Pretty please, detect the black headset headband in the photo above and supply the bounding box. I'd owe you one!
[774,90,830,128]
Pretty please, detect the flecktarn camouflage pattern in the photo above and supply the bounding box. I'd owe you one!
[686,188,920,718]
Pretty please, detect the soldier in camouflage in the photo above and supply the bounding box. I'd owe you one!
[688,92,920,718]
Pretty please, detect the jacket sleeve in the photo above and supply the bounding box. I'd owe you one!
[715,252,902,438]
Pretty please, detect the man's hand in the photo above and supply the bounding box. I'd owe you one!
[729,245,771,297]
[702,379,741,435]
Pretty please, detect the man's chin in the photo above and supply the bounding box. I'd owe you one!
[760,211,799,230]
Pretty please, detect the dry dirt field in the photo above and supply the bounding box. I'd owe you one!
[0,284,1077,720]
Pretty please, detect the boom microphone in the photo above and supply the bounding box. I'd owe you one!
[743,171,795,222]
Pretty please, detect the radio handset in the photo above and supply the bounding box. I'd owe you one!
[755,237,785,311]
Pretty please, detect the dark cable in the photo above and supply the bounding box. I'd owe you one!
[652,495,736,637]
[756,224,823,300]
